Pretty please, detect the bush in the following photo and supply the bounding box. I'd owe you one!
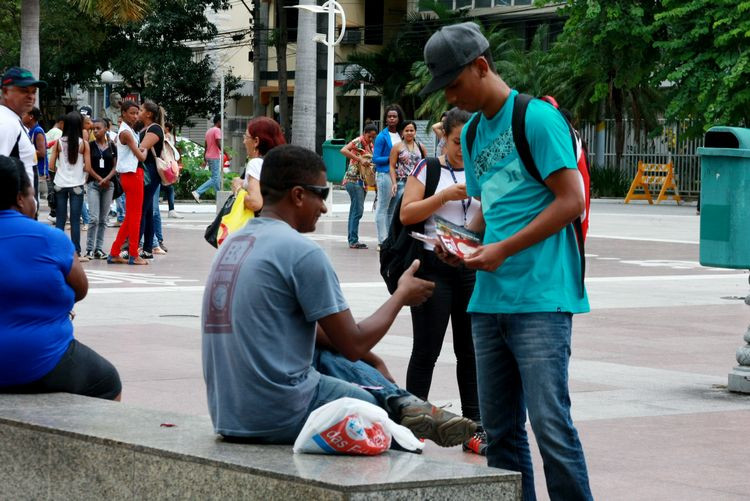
[174,140,239,200]
[589,165,630,198]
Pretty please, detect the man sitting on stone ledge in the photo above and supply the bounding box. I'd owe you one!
[202,144,476,447]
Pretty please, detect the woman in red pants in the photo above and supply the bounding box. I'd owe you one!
[108,100,148,265]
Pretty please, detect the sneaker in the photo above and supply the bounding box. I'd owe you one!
[168,210,184,219]
[152,246,166,255]
[140,250,154,259]
[389,396,477,448]
[349,242,368,249]
[93,249,107,260]
[83,250,94,260]
[47,215,56,224]
[158,241,168,252]
[463,430,488,456]
[191,190,201,203]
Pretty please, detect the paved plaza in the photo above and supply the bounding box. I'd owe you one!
[59,193,749,500]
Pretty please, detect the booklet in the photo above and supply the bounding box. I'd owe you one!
[433,215,482,258]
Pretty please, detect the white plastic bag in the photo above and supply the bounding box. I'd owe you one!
[293,397,424,455]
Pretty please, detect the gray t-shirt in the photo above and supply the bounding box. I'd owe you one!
[202,218,349,437]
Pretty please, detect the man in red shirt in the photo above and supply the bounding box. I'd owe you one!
[192,114,222,203]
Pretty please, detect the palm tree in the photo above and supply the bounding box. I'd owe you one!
[291,0,317,150]
[19,0,149,80]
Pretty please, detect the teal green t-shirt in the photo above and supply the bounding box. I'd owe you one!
[462,90,590,314]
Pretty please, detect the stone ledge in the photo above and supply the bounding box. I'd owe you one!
[0,393,520,500]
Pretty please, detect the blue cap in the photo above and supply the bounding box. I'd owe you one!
[1,66,47,89]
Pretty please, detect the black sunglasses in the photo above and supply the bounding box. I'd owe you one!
[272,183,329,200]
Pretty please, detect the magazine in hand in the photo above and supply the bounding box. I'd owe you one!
[433,215,482,258]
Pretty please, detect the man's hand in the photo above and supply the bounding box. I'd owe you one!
[433,238,463,267]
[395,259,435,306]
[463,241,507,272]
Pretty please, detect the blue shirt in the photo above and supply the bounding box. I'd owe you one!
[372,128,395,173]
[202,218,349,437]
[28,124,47,176]
[462,90,590,314]
[0,210,75,386]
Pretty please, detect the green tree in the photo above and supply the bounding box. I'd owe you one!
[546,1,664,163]
[106,0,241,129]
[654,0,750,135]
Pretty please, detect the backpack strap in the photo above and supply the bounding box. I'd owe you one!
[424,157,441,199]
[464,113,481,160]
[511,93,543,184]
[512,92,586,297]
[10,130,21,159]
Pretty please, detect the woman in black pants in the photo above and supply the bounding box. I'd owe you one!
[399,108,485,455]
[136,101,165,259]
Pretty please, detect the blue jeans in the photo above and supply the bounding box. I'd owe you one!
[153,184,163,245]
[196,158,221,196]
[375,171,396,244]
[139,162,160,253]
[81,197,90,225]
[86,181,114,253]
[54,186,84,254]
[345,182,365,245]
[472,312,592,501]
[248,350,411,444]
[116,194,125,222]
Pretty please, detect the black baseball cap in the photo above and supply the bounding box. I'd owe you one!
[79,105,93,117]
[1,66,47,89]
[420,22,489,97]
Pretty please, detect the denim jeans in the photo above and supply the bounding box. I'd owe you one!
[86,181,114,253]
[153,184,163,245]
[115,194,125,222]
[374,171,396,244]
[54,185,84,254]
[471,312,593,501]
[164,184,175,211]
[139,162,160,253]
[245,349,411,444]
[196,158,221,196]
[81,196,90,225]
[345,182,365,245]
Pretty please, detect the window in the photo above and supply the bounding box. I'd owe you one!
[419,0,535,9]
[364,0,384,45]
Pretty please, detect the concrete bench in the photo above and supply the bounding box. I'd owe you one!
[0,393,520,500]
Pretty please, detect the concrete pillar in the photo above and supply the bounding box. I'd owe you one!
[728,295,750,393]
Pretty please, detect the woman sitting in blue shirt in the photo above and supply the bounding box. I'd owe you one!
[0,156,121,400]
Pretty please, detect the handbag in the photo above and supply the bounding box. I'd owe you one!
[217,188,254,246]
[204,194,236,248]
[112,175,124,199]
[152,141,181,186]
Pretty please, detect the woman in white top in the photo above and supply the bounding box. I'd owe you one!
[108,100,148,265]
[49,111,92,261]
[399,107,485,454]
[235,116,286,213]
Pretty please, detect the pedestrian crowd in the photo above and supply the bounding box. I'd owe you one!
[0,21,593,501]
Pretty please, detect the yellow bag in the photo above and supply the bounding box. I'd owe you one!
[217,189,254,246]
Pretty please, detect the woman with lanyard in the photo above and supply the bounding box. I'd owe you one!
[108,100,148,265]
[388,120,427,203]
[84,119,117,260]
[372,103,404,247]
[399,107,486,456]
[136,100,165,260]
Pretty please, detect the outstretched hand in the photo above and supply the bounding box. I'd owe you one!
[433,238,463,267]
[396,259,435,306]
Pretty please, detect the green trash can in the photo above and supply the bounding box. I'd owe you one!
[698,126,750,268]
[321,139,347,184]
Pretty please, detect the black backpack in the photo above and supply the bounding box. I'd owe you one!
[379,157,441,294]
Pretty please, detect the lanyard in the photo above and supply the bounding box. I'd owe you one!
[444,158,471,224]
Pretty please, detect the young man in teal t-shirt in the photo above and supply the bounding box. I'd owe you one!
[421,22,593,501]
